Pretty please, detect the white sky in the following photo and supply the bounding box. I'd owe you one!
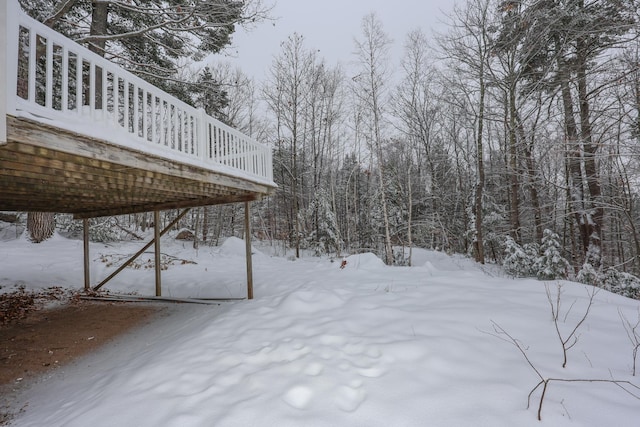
[224,0,455,81]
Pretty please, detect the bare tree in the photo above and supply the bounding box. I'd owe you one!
[263,33,318,257]
[437,0,496,264]
[352,13,394,265]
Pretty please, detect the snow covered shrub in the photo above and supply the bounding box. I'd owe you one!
[524,243,541,268]
[576,245,603,286]
[56,215,120,242]
[603,268,640,299]
[503,236,536,277]
[393,247,411,266]
[534,229,569,280]
[576,263,601,286]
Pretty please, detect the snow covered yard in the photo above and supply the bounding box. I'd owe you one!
[1,235,640,426]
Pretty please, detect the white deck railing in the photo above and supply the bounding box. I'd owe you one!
[0,0,273,186]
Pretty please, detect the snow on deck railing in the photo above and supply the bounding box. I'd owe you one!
[0,0,273,185]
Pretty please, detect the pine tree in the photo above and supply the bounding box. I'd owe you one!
[20,0,267,103]
[506,0,636,268]
[534,229,569,280]
[503,236,534,277]
[194,67,229,121]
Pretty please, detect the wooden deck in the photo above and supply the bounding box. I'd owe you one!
[0,0,275,219]
[0,115,275,218]
[0,0,272,298]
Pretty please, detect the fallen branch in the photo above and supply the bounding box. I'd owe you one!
[527,377,640,421]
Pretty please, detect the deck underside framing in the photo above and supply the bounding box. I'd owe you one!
[1,115,271,299]
[0,115,274,218]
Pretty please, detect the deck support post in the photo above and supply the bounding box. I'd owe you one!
[83,218,90,290]
[1,0,18,146]
[92,209,189,292]
[245,201,253,300]
[1,1,10,144]
[154,210,161,296]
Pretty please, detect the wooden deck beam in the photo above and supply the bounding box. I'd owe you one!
[0,115,275,218]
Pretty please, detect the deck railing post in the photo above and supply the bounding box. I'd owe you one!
[0,0,19,145]
[0,0,273,184]
[267,144,274,182]
[0,1,6,144]
[197,107,208,163]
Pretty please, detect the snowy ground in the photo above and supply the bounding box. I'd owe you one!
[2,232,640,426]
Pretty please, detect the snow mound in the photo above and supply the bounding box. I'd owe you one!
[218,236,262,257]
[0,220,23,242]
[411,248,479,271]
[344,253,385,269]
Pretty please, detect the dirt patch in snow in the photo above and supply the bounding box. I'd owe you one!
[0,297,163,424]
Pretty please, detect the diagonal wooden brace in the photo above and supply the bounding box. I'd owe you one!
[92,209,190,292]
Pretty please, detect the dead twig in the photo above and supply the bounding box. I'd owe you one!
[488,321,640,421]
[545,283,597,368]
[619,307,640,376]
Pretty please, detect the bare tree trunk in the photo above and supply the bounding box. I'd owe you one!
[474,75,486,264]
[88,1,108,108]
[202,206,210,243]
[376,148,393,265]
[88,1,108,56]
[354,14,394,265]
[516,111,543,242]
[27,212,55,243]
[407,164,413,266]
[193,208,200,249]
[507,86,521,243]
[558,53,601,267]
[576,41,602,268]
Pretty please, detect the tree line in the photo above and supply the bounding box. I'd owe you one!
[14,0,640,295]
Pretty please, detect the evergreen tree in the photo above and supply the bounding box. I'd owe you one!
[576,262,600,286]
[505,0,636,268]
[194,67,230,121]
[503,236,534,277]
[304,190,343,256]
[534,229,569,280]
[20,0,267,103]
